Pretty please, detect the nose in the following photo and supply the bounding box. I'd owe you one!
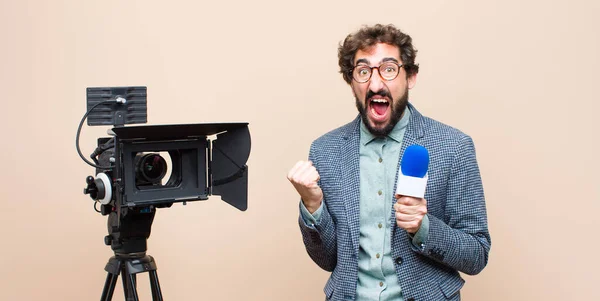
[369,68,384,92]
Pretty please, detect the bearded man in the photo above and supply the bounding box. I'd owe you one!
[287,24,491,301]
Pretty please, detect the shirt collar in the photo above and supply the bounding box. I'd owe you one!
[360,106,411,145]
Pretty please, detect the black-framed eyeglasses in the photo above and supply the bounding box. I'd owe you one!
[352,62,403,83]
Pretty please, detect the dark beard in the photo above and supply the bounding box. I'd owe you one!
[355,89,409,137]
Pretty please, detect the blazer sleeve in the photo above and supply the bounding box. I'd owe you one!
[410,135,491,275]
[298,141,338,272]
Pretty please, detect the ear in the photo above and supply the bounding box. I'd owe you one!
[407,72,417,89]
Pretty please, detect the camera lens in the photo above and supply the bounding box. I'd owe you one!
[135,153,167,185]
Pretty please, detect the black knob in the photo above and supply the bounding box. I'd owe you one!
[84,176,98,198]
[104,235,112,246]
[83,176,107,201]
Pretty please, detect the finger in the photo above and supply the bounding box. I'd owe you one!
[287,161,307,180]
[393,202,414,213]
[293,163,313,184]
[396,196,418,205]
[395,212,418,222]
[396,218,418,227]
[298,165,320,187]
[397,202,428,215]
[290,162,313,183]
[306,171,321,189]
[394,200,410,213]
[396,196,422,206]
[396,221,419,232]
[395,205,421,215]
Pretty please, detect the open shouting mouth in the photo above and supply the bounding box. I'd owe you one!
[368,95,391,123]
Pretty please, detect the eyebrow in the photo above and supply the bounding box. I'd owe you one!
[355,58,370,65]
[355,57,400,66]
[382,57,400,63]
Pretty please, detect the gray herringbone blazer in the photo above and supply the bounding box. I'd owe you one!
[298,103,491,301]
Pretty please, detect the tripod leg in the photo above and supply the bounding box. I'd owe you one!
[127,272,140,301]
[121,265,131,300]
[121,265,140,301]
[149,270,164,301]
[100,272,119,301]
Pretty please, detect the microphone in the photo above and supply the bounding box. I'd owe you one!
[395,145,429,198]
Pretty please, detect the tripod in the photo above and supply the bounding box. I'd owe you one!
[100,252,163,301]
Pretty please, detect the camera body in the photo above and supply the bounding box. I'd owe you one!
[90,122,250,211]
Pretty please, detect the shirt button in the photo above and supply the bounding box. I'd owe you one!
[378,190,382,196]
[395,257,403,265]
[379,282,384,287]
[376,253,380,259]
[378,223,383,229]
[378,157,383,163]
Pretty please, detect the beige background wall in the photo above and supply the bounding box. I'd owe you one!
[1,0,598,300]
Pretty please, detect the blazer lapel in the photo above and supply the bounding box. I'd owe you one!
[340,117,361,256]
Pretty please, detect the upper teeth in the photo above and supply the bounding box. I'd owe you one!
[372,99,388,103]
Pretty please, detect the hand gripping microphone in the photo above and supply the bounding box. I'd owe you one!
[395,145,430,198]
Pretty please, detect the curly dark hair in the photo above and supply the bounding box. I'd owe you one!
[338,24,419,84]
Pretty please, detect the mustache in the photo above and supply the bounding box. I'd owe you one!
[366,89,392,101]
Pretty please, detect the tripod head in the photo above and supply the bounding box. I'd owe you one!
[105,206,156,256]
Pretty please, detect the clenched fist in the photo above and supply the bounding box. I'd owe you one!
[287,161,323,214]
[393,196,427,234]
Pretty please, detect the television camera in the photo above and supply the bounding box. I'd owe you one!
[77,86,250,300]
